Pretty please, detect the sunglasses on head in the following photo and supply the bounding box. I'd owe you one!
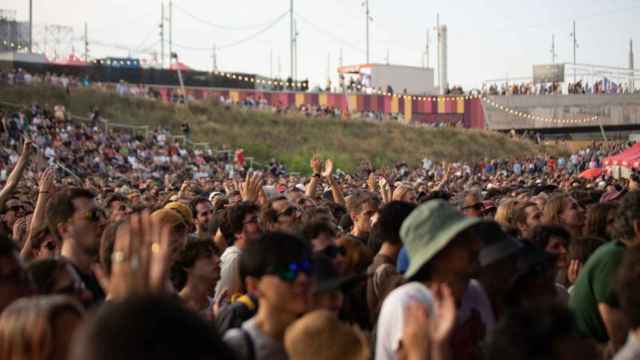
[268,259,312,283]
[322,245,346,259]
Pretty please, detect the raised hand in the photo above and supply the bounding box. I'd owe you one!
[322,159,334,178]
[21,138,33,158]
[96,210,171,301]
[240,172,262,203]
[430,283,456,345]
[38,167,55,194]
[310,155,322,175]
[567,259,581,284]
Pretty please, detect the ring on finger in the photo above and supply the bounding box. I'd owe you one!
[151,242,161,254]
[112,251,126,263]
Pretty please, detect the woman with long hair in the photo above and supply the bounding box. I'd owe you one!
[583,202,618,241]
[542,193,585,238]
[0,295,84,360]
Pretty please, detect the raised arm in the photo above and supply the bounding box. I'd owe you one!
[305,156,322,199]
[21,167,55,260]
[0,139,32,208]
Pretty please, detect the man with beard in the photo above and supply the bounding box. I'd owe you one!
[215,202,262,301]
[176,240,221,319]
[47,188,105,305]
[190,197,215,241]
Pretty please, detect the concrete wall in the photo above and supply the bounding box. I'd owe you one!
[484,95,640,130]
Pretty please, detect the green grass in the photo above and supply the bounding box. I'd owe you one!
[0,85,563,173]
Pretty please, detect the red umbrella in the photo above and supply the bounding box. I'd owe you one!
[579,168,603,179]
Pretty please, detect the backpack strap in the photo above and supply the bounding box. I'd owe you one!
[240,328,256,360]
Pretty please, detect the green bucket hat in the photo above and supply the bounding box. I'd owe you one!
[400,199,484,279]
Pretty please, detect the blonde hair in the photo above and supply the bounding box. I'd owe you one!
[285,310,369,360]
[494,198,520,228]
[0,295,83,360]
[542,193,570,226]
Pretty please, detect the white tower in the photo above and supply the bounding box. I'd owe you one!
[437,24,449,95]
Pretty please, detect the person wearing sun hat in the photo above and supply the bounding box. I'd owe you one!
[375,200,494,360]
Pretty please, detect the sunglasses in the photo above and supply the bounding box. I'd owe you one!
[82,208,105,223]
[278,207,299,218]
[7,206,24,214]
[322,245,346,259]
[268,259,313,283]
[462,203,484,211]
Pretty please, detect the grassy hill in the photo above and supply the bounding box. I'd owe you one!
[0,85,562,173]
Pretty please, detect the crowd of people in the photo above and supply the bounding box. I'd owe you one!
[3,72,640,360]
[483,80,639,97]
[1,88,640,360]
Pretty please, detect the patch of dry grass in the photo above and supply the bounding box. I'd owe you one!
[0,85,563,172]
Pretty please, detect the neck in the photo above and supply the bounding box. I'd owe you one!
[195,227,208,239]
[378,242,401,259]
[234,235,246,250]
[351,227,367,239]
[180,280,210,311]
[61,238,93,273]
[253,303,297,342]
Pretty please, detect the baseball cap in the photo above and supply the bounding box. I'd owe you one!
[164,202,193,226]
[150,208,186,228]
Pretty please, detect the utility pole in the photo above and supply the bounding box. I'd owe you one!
[290,0,294,80]
[550,34,557,64]
[169,0,173,65]
[630,39,635,91]
[424,28,430,68]
[211,44,217,71]
[83,22,89,62]
[28,0,32,53]
[160,2,165,68]
[339,48,343,67]
[364,0,371,64]
[570,20,578,82]
[385,49,389,65]
[293,19,299,81]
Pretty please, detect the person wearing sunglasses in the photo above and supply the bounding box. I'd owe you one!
[272,198,302,234]
[47,188,105,306]
[461,190,484,218]
[303,220,346,275]
[223,232,312,360]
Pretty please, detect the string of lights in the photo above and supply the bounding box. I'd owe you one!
[481,96,598,125]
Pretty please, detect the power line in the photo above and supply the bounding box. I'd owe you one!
[170,11,288,51]
[294,12,366,55]
[174,4,287,31]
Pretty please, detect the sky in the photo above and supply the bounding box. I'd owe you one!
[5,0,640,89]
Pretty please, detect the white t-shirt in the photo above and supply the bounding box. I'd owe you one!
[375,282,435,360]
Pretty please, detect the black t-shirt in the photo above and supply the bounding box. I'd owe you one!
[70,263,105,307]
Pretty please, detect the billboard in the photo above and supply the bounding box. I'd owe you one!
[533,64,565,83]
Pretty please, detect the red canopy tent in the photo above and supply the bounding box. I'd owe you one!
[169,61,192,71]
[602,143,640,168]
[579,168,603,179]
[54,54,87,66]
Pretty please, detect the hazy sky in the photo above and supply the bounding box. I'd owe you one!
[5,0,640,89]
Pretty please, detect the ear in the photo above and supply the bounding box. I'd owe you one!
[245,276,260,295]
[56,222,70,240]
